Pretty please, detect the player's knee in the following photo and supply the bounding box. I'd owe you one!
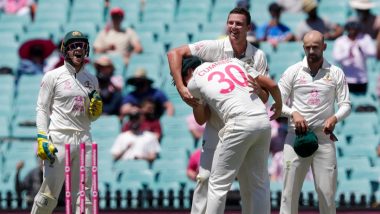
[31,193,57,214]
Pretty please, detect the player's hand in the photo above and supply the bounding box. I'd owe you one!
[37,131,58,164]
[270,102,282,121]
[247,75,263,96]
[292,112,308,135]
[89,90,103,120]
[323,116,337,135]
[177,86,199,107]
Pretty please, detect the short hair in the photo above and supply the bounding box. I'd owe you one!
[268,2,283,14]
[345,21,361,31]
[171,56,202,86]
[228,7,251,25]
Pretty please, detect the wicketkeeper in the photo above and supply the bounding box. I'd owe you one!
[32,30,102,214]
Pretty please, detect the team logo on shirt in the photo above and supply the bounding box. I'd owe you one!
[323,72,333,82]
[307,89,321,106]
[194,42,206,52]
[298,75,307,84]
[243,56,255,68]
[84,81,92,89]
[64,80,72,90]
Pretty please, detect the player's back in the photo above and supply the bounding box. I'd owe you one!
[188,58,267,123]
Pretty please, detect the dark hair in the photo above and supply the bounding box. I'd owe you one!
[228,7,251,25]
[345,21,361,31]
[172,56,202,86]
[268,2,283,13]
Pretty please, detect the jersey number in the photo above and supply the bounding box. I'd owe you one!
[207,65,248,94]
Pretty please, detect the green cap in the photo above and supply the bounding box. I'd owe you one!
[62,30,88,45]
[293,131,319,158]
[181,56,202,76]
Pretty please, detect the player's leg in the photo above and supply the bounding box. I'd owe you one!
[280,133,312,214]
[31,132,66,214]
[206,119,255,214]
[238,123,271,214]
[311,138,337,214]
[191,141,216,214]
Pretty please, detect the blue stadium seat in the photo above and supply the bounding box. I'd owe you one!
[175,10,209,23]
[119,169,155,187]
[18,31,52,44]
[349,134,379,147]
[349,167,380,181]
[168,22,200,42]
[338,156,371,172]
[341,145,377,160]
[34,11,68,24]
[340,122,378,137]
[91,115,121,139]
[26,22,63,43]
[337,179,373,203]
[134,21,167,40]
[0,14,31,25]
[158,32,190,50]
[142,9,175,25]
[343,112,379,129]
[0,22,25,35]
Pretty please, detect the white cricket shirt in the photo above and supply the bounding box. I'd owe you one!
[278,57,351,130]
[36,62,99,133]
[188,58,268,123]
[189,37,268,142]
[110,131,160,160]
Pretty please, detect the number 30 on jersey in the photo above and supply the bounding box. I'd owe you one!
[207,64,248,94]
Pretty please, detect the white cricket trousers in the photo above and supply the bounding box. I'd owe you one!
[206,115,271,214]
[280,130,337,214]
[191,144,216,214]
[32,130,94,214]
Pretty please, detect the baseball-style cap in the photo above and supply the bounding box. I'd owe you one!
[181,56,202,75]
[110,7,124,17]
[349,0,375,10]
[293,131,319,158]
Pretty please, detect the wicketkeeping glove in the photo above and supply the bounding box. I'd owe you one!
[37,131,58,164]
[88,90,103,121]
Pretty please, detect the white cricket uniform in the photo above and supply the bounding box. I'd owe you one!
[110,131,160,160]
[278,57,351,214]
[188,37,268,214]
[188,58,271,214]
[33,61,99,214]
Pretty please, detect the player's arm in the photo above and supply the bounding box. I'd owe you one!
[36,74,58,163]
[248,78,269,103]
[167,45,198,106]
[192,103,210,125]
[252,75,282,120]
[324,69,351,134]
